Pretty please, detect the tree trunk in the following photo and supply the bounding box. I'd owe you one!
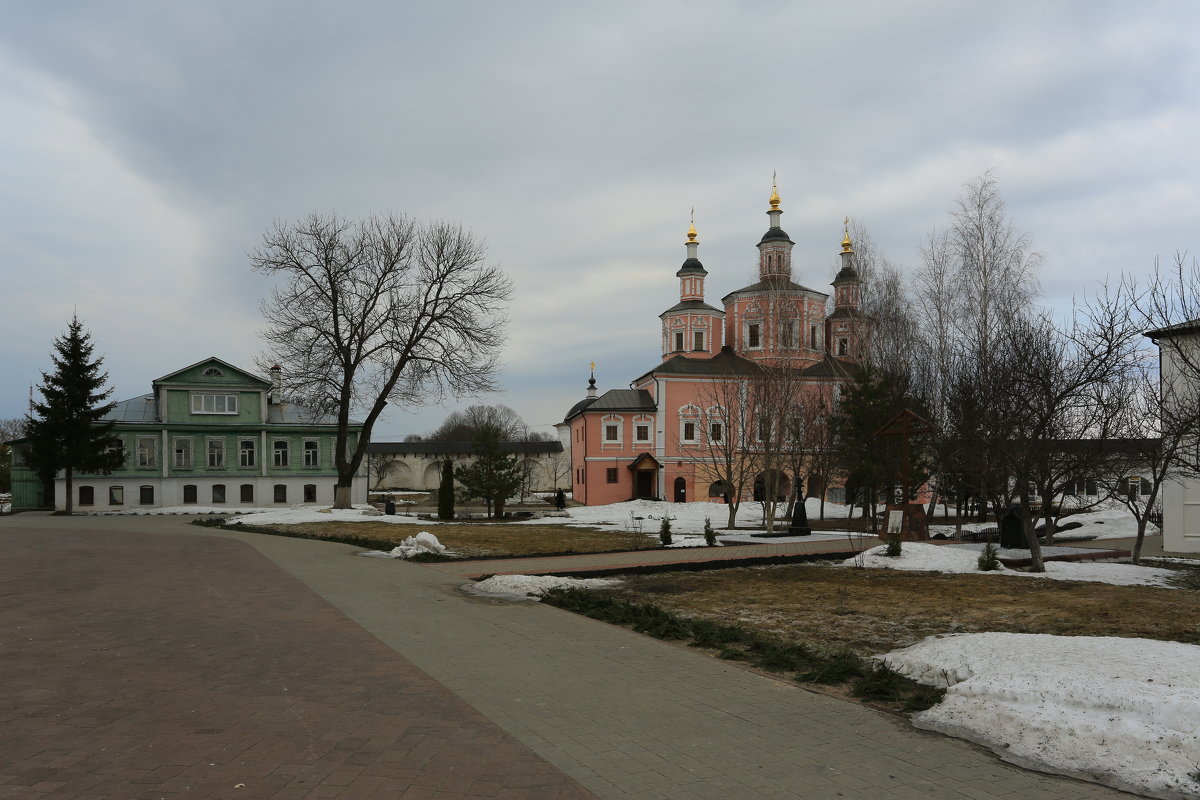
[333,484,353,510]
[1017,484,1045,572]
[1133,517,1147,564]
[64,468,73,515]
[1041,504,1056,546]
[726,502,737,530]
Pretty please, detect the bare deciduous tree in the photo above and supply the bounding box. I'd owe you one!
[254,213,512,508]
[1100,255,1200,561]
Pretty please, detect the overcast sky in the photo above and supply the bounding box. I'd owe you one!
[3,1,1198,438]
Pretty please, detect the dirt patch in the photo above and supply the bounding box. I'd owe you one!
[259,520,651,557]
[598,563,1200,655]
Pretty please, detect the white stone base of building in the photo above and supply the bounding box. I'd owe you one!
[55,475,368,512]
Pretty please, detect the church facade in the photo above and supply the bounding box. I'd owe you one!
[559,185,867,506]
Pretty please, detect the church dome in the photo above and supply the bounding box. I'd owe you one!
[758,227,794,244]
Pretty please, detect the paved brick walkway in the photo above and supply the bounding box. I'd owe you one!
[0,520,592,800]
[1,514,1133,799]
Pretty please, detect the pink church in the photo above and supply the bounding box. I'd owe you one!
[560,185,869,506]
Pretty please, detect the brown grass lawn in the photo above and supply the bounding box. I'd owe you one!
[259,520,650,557]
[598,563,1200,656]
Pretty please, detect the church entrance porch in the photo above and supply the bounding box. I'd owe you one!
[628,453,661,500]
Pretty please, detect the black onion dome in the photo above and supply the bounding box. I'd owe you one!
[676,257,707,276]
[758,227,794,244]
[833,264,861,284]
[564,396,597,421]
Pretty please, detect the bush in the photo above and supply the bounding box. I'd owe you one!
[978,542,1001,571]
[885,532,902,557]
[703,517,717,547]
[659,516,673,546]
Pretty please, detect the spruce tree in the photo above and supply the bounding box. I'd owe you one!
[26,315,122,514]
[455,424,521,518]
[437,459,455,520]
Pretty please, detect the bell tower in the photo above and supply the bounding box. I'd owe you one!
[827,218,867,359]
[757,174,795,283]
[660,211,724,359]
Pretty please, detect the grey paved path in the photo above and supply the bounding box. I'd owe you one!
[1,514,1134,799]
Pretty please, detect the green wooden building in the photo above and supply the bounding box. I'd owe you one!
[10,357,366,512]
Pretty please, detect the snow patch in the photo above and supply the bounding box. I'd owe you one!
[462,574,622,601]
[842,542,1178,587]
[360,531,447,559]
[882,633,1200,800]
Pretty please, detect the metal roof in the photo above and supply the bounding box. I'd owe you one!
[368,440,563,455]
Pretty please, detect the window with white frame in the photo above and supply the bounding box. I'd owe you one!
[747,323,761,348]
[173,437,192,468]
[674,331,685,352]
[710,421,723,443]
[601,416,623,445]
[137,437,157,468]
[679,405,701,444]
[693,330,705,351]
[838,338,849,356]
[810,324,819,348]
[633,416,653,445]
[239,439,256,467]
[273,440,289,467]
[207,438,225,468]
[304,440,319,467]
[781,322,795,348]
[191,393,239,414]
[757,418,772,442]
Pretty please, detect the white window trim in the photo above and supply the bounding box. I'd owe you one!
[136,436,157,468]
[600,415,624,448]
[173,437,193,468]
[273,439,290,467]
[679,404,702,445]
[746,322,763,350]
[207,437,226,468]
[303,439,320,467]
[239,439,256,468]
[191,392,239,415]
[633,415,654,445]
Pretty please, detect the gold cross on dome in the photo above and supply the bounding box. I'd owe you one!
[589,361,596,371]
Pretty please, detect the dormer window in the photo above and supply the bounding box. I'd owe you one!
[192,393,238,414]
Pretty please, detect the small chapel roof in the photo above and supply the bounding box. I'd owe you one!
[659,299,723,316]
[721,278,826,303]
[586,389,657,412]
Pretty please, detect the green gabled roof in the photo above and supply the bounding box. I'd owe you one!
[153,357,272,388]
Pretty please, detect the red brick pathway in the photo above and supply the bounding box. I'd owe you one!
[0,526,593,800]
